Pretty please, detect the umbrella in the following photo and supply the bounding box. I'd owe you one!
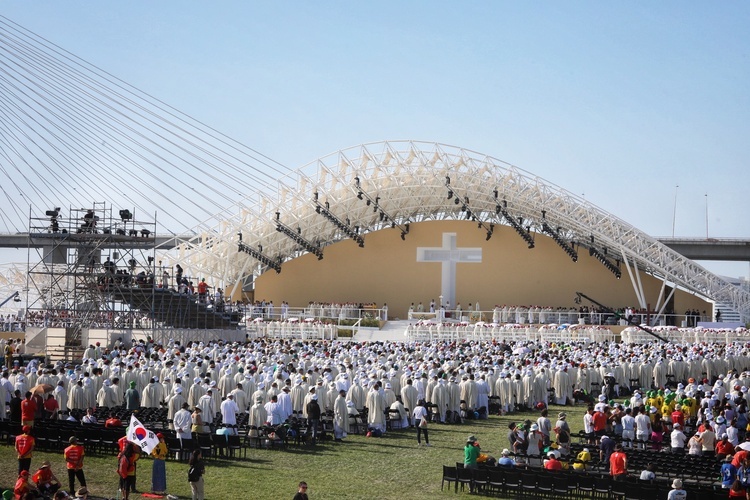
[31,384,54,395]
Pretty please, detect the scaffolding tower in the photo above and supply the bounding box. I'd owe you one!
[26,202,157,355]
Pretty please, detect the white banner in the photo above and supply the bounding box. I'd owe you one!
[126,414,159,454]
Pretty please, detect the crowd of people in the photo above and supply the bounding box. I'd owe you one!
[4,332,750,497]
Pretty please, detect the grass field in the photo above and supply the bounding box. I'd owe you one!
[0,404,587,499]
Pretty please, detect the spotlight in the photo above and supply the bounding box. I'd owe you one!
[140,229,151,237]
[447,190,453,199]
[46,208,60,217]
[129,229,138,237]
[357,191,363,200]
[237,232,242,242]
[119,209,132,221]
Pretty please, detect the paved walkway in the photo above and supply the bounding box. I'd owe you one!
[352,319,410,342]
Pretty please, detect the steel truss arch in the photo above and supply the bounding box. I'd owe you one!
[171,140,750,319]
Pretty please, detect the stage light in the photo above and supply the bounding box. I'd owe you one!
[119,209,132,221]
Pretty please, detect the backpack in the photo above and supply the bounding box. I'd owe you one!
[188,465,201,482]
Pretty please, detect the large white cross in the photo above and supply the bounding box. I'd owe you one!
[416,232,482,309]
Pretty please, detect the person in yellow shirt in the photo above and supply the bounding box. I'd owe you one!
[573,447,591,471]
[150,433,168,495]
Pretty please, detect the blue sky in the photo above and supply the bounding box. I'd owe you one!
[1,2,749,278]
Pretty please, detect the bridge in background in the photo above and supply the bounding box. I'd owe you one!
[0,232,194,250]
[2,234,749,262]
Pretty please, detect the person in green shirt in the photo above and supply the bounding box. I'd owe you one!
[464,435,481,469]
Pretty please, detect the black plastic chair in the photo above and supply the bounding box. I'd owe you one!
[227,434,244,459]
[536,472,554,497]
[472,468,489,494]
[487,468,504,495]
[455,467,473,493]
[504,469,521,497]
[441,465,457,492]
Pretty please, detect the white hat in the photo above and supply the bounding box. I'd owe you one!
[530,424,539,431]
[672,479,683,489]
[501,449,510,456]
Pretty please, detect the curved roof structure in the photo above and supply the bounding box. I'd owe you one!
[173,140,750,319]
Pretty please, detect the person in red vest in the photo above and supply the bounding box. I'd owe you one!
[44,394,59,420]
[14,470,38,500]
[64,436,87,494]
[32,460,61,496]
[105,412,122,428]
[20,391,37,427]
[609,443,628,481]
[118,434,129,452]
[15,425,35,474]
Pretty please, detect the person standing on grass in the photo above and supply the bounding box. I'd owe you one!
[464,435,480,469]
[64,436,86,495]
[118,442,137,500]
[15,425,35,474]
[333,389,349,442]
[188,449,205,500]
[413,399,430,447]
[150,433,168,495]
[293,481,309,500]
